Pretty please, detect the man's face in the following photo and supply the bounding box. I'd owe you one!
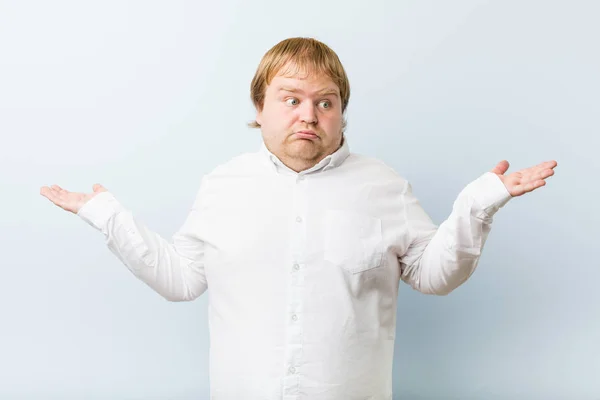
[256,67,344,172]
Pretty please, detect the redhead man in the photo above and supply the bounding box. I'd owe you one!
[41,37,557,399]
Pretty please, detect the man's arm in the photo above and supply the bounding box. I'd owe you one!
[399,172,510,295]
[399,159,557,295]
[75,186,208,302]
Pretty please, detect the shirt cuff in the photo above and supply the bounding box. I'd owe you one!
[463,172,513,218]
[76,191,126,232]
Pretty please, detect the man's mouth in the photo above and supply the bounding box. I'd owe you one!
[295,130,318,139]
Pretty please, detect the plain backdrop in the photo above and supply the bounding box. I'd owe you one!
[1,0,598,398]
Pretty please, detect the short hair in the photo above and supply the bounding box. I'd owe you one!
[248,37,350,133]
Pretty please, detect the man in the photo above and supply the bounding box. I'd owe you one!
[40,37,557,399]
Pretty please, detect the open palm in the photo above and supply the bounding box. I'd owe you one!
[40,183,108,214]
[491,160,557,197]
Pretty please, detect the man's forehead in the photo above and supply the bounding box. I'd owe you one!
[271,75,340,96]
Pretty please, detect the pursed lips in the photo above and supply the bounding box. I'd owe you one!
[295,130,319,139]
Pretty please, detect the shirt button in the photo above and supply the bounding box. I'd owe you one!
[289,366,296,374]
[297,175,304,181]
[296,216,302,223]
[293,263,300,271]
[291,314,298,321]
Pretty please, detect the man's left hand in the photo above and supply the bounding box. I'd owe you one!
[491,160,558,197]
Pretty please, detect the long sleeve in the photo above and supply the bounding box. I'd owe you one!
[399,172,512,295]
[76,183,208,302]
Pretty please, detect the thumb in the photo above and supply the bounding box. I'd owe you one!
[490,160,509,175]
[92,183,108,193]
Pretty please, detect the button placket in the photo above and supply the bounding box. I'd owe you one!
[282,174,307,397]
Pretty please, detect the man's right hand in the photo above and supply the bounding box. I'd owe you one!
[40,183,108,214]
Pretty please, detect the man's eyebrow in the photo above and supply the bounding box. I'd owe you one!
[317,88,340,96]
[277,86,339,96]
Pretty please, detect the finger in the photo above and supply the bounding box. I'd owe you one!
[40,186,52,198]
[41,186,60,199]
[41,187,63,205]
[535,161,557,174]
[44,185,71,203]
[540,168,555,179]
[92,183,107,192]
[524,160,558,175]
[52,185,73,199]
[529,180,546,192]
[491,160,509,175]
[523,167,555,183]
[48,186,68,201]
[514,179,546,195]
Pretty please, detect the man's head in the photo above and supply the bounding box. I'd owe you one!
[249,37,350,172]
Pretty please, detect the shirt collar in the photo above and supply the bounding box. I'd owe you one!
[259,136,350,175]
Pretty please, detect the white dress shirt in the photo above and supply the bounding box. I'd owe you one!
[77,138,512,399]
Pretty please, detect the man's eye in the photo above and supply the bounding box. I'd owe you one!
[285,98,299,106]
[320,100,331,109]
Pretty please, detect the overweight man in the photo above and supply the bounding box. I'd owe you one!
[40,37,557,399]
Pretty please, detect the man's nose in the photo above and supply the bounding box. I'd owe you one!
[299,102,318,125]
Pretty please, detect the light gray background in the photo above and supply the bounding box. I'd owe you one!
[1,0,598,398]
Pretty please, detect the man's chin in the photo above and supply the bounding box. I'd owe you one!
[286,144,322,161]
[288,139,317,150]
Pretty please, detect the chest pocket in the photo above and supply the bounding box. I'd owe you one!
[323,209,384,274]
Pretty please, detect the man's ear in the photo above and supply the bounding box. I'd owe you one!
[256,109,262,125]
